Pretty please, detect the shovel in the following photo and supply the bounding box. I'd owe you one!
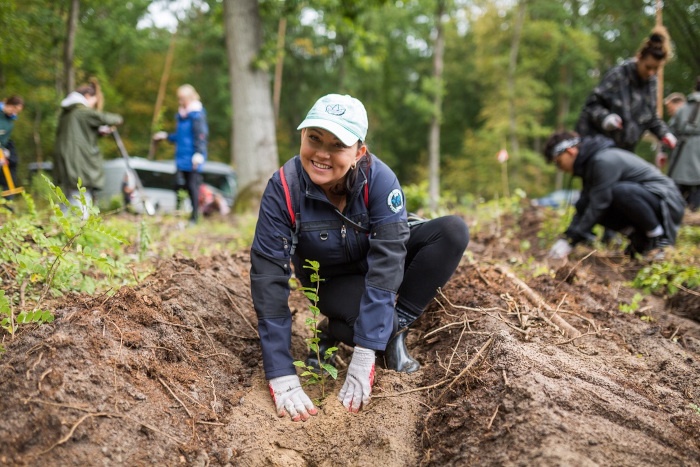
[0,148,24,198]
[111,129,156,216]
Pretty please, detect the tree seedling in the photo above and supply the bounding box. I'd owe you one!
[293,260,338,401]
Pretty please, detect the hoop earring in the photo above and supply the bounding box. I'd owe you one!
[351,162,357,169]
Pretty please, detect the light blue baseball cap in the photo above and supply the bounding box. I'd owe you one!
[297,94,368,146]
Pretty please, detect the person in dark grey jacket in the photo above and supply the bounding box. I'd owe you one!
[667,77,700,211]
[250,94,469,422]
[543,131,685,260]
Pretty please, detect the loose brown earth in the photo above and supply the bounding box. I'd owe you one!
[1,206,699,466]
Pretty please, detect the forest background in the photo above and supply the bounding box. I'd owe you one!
[1,0,699,206]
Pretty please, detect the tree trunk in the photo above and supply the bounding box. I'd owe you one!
[63,0,79,94]
[149,30,178,160]
[223,0,279,204]
[554,64,572,190]
[507,0,527,160]
[273,17,287,122]
[33,108,43,164]
[428,0,445,212]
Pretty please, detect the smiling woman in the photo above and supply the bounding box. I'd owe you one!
[249,93,470,422]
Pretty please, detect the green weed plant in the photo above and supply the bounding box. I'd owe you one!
[632,260,700,296]
[293,260,338,401]
[618,293,644,314]
[0,177,130,338]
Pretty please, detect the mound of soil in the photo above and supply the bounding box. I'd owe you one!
[1,207,699,466]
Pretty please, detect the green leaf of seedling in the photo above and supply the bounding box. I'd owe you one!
[308,342,318,353]
[321,364,338,379]
[303,291,318,301]
[293,360,306,368]
[324,347,338,357]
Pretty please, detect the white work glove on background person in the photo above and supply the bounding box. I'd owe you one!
[661,133,677,149]
[338,346,375,413]
[268,374,318,422]
[548,238,573,259]
[98,125,113,135]
[602,113,623,131]
[192,152,204,169]
[152,131,169,141]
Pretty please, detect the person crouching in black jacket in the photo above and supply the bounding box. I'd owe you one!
[543,131,685,260]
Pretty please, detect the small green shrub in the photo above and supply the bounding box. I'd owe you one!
[632,261,700,296]
[619,293,644,314]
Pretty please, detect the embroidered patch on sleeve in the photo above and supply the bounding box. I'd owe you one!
[387,189,404,213]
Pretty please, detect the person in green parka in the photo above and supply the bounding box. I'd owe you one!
[53,80,122,216]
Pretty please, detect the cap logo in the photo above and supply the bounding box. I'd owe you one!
[325,104,346,116]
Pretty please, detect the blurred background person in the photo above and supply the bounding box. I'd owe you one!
[666,77,700,211]
[575,26,676,153]
[0,95,24,200]
[53,79,123,218]
[153,84,208,225]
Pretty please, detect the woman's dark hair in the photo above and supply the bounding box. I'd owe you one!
[695,76,700,92]
[5,95,24,106]
[637,26,672,61]
[543,130,579,163]
[343,143,372,194]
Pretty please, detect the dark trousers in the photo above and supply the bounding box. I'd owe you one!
[175,170,202,221]
[317,215,470,346]
[597,182,662,234]
[677,184,700,212]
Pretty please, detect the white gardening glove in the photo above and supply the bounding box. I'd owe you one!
[602,113,623,131]
[661,133,677,149]
[548,238,573,259]
[338,346,375,413]
[0,148,8,165]
[192,152,205,169]
[152,131,169,141]
[268,374,318,422]
[98,125,112,135]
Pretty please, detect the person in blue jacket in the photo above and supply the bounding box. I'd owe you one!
[153,84,208,223]
[250,94,469,422]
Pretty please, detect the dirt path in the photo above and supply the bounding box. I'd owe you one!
[1,208,699,466]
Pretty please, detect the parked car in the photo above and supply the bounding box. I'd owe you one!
[531,189,580,208]
[102,157,237,214]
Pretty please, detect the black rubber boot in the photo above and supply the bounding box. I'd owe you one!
[305,321,337,370]
[384,317,420,373]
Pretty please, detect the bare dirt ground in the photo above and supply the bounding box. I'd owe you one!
[1,205,700,466]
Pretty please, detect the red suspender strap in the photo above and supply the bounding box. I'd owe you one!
[279,166,296,227]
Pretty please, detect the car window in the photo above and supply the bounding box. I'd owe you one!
[136,169,174,190]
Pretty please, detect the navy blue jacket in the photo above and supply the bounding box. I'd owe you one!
[250,154,409,379]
